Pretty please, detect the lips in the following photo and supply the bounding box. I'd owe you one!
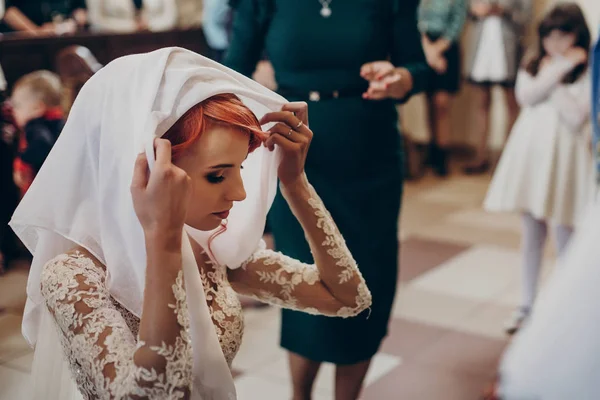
[213,210,230,219]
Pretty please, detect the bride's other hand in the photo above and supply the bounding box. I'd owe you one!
[130,138,191,243]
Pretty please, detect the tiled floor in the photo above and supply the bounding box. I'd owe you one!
[0,172,559,400]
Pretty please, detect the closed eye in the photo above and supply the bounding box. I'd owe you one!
[206,174,225,184]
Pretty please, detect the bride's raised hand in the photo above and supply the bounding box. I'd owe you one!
[130,138,192,241]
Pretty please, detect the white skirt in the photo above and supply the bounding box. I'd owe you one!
[484,104,593,226]
[470,16,508,82]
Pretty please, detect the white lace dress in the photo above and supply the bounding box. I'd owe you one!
[38,184,372,399]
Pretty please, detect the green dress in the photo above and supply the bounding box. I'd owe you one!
[225,0,429,365]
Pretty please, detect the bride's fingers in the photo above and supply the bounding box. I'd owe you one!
[282,102,309,126]
[268,122,308,143]
[261,111,312,139]
[264,131,300,152]
[131,153,149,191]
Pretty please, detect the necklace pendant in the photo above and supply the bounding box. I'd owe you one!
[320,5,332,18]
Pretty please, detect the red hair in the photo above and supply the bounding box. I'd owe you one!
[164,93,266,158]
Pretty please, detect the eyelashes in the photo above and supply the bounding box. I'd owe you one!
[206,165,244,184]
[206,174,225,184]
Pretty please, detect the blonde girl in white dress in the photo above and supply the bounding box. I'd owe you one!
[484,3,593,335]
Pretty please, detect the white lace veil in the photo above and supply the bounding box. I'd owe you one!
[10,47,287,399]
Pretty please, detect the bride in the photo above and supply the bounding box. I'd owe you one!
[9,48,372,400]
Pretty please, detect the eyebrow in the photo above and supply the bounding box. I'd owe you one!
[209,164,235,169]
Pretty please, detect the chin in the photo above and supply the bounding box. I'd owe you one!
[187,218,222,232]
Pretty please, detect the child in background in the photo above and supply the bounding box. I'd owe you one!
[484,3,593,335]
[464,0,531,174]
[11,70,64,196]
[418,0,468,177]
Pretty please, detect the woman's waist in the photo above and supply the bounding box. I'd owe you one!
[278,86,368,102]
[274,69,369,96]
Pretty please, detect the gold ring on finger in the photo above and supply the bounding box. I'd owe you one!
[288,128,293,136]
[295,121,303,129]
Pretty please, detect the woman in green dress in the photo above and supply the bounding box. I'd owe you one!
[225,1,429,398]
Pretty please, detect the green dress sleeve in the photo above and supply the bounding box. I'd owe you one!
[444,0,468,42]
[224,0,273,77]
[390,0,430,102]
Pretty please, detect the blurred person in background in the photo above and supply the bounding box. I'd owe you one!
[418,0,468,177]
[484,3,592,335]
[0,81,20,275]
[0,0,87,35]
[86,0,177,33]
[225,1,428,399]
[11,71,64,197]
[175,0,202,29]
[202,0,230,62]
[463,0,532,174]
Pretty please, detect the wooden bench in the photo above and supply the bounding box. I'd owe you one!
[0,27,209,90]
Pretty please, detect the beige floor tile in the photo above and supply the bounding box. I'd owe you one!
[234,374,330,400]
[456,303,517,340]
[446,208,522,234]
[411,245,521,303]
[391,286,482,331]
[2,351,33,373]
[413,221,522,249]
[399,200,463,238]
[493,259,557,309]
[232,307,285,372]
[362,362,491,400]
[0,266,28,315]
[416,330,507,378]
[399,238,470,282]
[0,315,30,363]
[252,352,401,397]
[413,177,490,208]
[0,364,30,399]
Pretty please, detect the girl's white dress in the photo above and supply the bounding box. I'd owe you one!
[484,57,593,226]
[470,16,509,82]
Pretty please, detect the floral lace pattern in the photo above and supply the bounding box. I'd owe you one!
[196,253,244,366]
[233,183,372,318]
[41,251,192,400]
[40,181,372,398]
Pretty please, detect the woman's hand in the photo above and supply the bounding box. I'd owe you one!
[72,8,87,27]
[422,36,448,74]
[360,61,414,100]
[430,56,448,74]
[260,103,313,189]
[564,47,588,66]
[131,139,191,241]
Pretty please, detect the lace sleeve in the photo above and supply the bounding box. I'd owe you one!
[40,250,192,400]
[228,177,372,318]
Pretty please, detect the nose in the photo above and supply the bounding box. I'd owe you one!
[226,178,247,203]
